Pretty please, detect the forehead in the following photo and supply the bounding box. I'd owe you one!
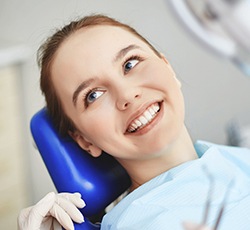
[51,25,156,85]
[54,25,153,63]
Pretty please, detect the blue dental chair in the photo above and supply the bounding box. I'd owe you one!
[30,108,131,229]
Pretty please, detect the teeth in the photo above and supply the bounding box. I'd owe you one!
[153,104,159,113]
[149,108,155,116]
[139,116,148,125]
[144,111,152,120]
[135,120,142,126]
[127,103,160,133]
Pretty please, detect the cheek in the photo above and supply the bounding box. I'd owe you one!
[142,63,175,87]
[79,108,115,143]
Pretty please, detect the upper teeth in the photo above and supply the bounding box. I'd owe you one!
[127,103,160,133]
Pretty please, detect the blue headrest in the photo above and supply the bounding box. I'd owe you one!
[30,108,131,218]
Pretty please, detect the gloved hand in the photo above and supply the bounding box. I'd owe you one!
[18,192,85,230]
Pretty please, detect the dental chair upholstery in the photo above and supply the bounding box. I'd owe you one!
[30,108,131,229]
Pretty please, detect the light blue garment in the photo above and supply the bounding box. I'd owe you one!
[101,141,250,230]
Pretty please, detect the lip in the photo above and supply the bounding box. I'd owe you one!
[125,100,163,135]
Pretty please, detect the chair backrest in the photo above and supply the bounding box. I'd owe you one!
[30,108,131,229]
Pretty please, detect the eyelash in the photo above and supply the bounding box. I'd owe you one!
[82,88,104,108]
[82,89,91,108]
[123,55,143,74]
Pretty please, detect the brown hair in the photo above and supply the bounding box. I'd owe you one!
[38,14,161,136]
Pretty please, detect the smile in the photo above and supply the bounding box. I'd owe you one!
[126,102,161,133]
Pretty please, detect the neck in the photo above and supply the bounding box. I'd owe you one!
[119,126,197,191]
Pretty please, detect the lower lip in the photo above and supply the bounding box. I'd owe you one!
[126,102,164,136]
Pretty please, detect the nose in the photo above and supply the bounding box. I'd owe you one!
[116,86,141,111]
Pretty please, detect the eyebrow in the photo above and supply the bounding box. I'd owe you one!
[114,44,141,62]
[72,78,95,106]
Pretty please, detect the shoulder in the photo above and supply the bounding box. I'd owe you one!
[194,140,250,166]
[195,140,250,155]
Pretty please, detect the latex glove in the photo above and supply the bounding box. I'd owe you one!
[183,221,213,230]
[18,192,85,230]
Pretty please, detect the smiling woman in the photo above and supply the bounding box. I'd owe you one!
[18,14,250,230]
[49,23,187,167]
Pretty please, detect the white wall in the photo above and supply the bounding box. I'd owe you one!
[1,0,249,203]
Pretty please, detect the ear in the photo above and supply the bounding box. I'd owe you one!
[160,53,181,88]
[68,130,102,157]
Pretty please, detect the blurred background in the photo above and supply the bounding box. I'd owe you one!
[0,0,249,229]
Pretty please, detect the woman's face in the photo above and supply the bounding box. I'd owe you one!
[51,25,185,161]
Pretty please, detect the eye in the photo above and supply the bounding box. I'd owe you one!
[85,89,105,106]
[123,57,141,74]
